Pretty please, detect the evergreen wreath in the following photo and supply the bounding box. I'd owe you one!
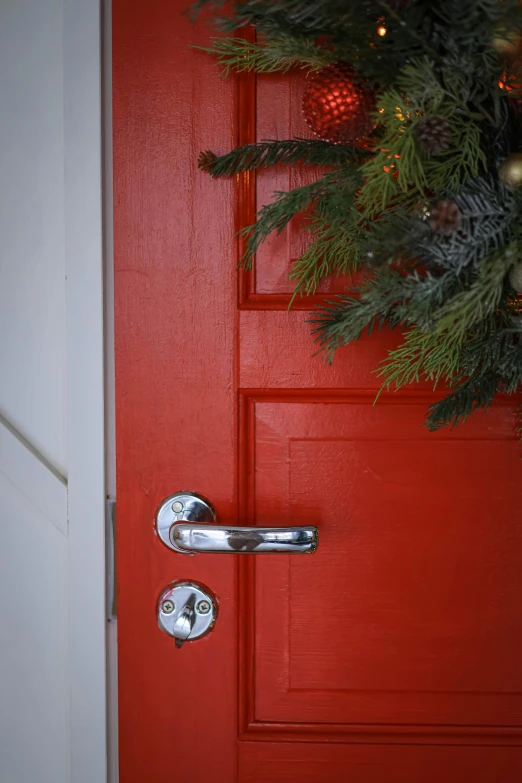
[194,0,522,431]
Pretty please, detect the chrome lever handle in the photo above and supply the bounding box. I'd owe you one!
[170,523,317,554]
[156,492,319,555]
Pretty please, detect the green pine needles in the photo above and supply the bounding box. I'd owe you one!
[195,0,522,431]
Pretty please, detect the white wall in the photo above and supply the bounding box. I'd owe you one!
[0,1,107,782]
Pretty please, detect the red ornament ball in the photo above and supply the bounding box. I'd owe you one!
[302,63,377,145]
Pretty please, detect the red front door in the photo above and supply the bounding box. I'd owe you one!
[113,2,522,781]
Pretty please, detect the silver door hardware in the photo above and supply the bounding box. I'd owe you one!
[155,492,319,554]
[157,581,217,648]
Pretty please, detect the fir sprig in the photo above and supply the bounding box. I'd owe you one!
[196,34,337,76]
[378,244,518,390]
[239,166,360,268]
[198,139,368,177]
[426,372,501,430]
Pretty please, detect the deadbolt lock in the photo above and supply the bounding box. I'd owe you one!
[157,581,217,648]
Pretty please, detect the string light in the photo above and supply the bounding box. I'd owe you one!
[377,25,387,37]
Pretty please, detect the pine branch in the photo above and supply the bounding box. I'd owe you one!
[379,326,464,388]
[435,243,517,337]
[289,213,365,297]
[196,35,337,77]
[425,371,501,430]
[310,268,461,358]
[378,245,518,391]
[198,139,368,178]
[430,0,522,39]
[239,166,359,267]
[423,112,487,191]
[458,320,522,383]
[356,63,488,216]
[191,0,372,36]
[420,178,515,274]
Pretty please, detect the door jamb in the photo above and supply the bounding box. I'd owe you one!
[64,1,107,781]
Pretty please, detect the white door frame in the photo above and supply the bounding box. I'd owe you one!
[64,1,108,780]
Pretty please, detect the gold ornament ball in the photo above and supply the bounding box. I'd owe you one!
[509,263,522,293]
[499,153,522,188]
[492,28,522,57]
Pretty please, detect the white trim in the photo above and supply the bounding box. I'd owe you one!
[104,0,116,505]
[63,1,107,781]
[102,0,119,778]
[0,413,67,536]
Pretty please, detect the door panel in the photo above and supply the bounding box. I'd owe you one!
[239,313,403,387]
[114,1,522,780]
[247,398,522,732]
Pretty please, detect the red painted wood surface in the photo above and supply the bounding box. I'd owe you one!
[113,2,522,780]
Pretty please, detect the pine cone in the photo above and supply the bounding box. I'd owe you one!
[416,115,451,154]
[427,200,462,235]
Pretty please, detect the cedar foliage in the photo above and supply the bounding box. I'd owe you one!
[194,0,522,430]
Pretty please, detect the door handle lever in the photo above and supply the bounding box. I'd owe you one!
[156,492,319,555]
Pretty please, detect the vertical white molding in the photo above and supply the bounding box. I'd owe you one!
[63,1,107,781]
[104,0,116,505]
[102,1,119,781]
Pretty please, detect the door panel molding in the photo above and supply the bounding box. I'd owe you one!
[236,45,356,310]
[239,391,522,746]
[239,722,522,746]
